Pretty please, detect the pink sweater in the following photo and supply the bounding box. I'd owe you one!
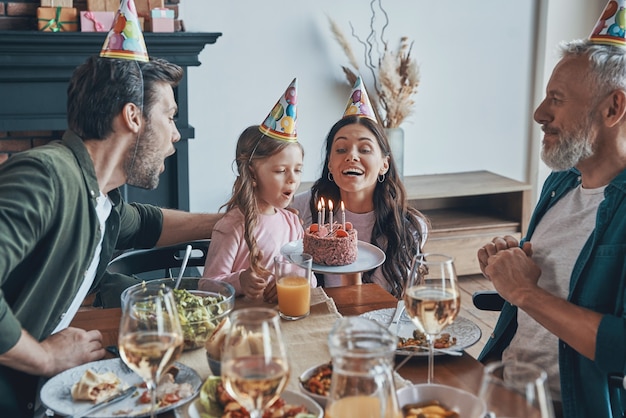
[200,207,314,295]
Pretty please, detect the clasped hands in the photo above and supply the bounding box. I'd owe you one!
[477,235,541,308]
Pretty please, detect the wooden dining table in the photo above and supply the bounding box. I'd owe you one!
[68,283,485,417]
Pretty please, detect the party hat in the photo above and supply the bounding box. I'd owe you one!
[342,76,378,122]
[259,78,298,142]
[589,0,626,47]
[100,0,149,62]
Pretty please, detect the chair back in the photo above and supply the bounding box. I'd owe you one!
[107,239,210,280]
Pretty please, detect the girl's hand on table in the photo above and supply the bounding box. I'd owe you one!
[240,267,268,300]
[263,278,277,304]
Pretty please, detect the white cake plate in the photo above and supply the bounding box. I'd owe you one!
[281,239,386,274]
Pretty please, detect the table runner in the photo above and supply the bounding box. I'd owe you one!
[178,287,407,391]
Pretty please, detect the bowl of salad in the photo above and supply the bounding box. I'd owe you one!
[121,278,235,350]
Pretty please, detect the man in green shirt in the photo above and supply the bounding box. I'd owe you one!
[0,54,221,416]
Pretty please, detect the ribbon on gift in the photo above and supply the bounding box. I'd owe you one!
[150,7,174,18]
[82,11,105,31]
[38,7,76,32]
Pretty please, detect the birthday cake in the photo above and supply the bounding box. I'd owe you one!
[303,223,358,266]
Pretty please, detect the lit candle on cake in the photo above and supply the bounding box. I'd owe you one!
[328,200,333,229]
[320,197,325,226]
[341,201,345,230]
[317,200,322,225]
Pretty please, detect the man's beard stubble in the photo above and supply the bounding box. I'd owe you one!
[124,125,162,190]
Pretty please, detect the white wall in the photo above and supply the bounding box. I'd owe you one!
[179,0,599,212]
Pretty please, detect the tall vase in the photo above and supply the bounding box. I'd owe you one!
[385,127,405,180]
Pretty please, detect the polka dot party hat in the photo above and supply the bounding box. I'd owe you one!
[100,0,149,62]
[589,0,626,47]
[342,76,377,122]
[259,78,298,142]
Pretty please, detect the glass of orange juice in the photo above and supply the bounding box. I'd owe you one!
[274,253,312,320]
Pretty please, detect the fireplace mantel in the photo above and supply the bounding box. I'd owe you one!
[0,31,222,210]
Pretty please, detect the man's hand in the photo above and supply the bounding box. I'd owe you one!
[0,327,104,378]
[484,246,541,306]
[477,235,532,277]
[40,328,105,376]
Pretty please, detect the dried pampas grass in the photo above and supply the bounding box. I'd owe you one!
[328,1,420,128]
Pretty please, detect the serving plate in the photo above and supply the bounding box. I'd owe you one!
[40,359,201,417]
[281,239,385,274]
[176,388,323,418]
[360,308,482,356]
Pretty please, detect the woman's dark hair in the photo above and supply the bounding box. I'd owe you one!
[308,115,429,297]
[67,55,183,139]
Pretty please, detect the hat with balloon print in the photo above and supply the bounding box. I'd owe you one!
[589,0,626,47]
[342,76,378,123]
[100,0,149,62]
[259,78,298,142]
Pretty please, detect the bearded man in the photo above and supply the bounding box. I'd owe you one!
[477,39,626,418]
[0,55,221,416]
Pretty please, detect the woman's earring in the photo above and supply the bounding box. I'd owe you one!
[252,180,257,187]
[327,172,334,182]
[378,173,386,183]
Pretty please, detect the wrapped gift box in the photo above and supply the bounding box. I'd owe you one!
[37,7,79,32]
[149,7,174,32]
[80,11,114,32]
[86,0,118,11]
[41,0,73,7]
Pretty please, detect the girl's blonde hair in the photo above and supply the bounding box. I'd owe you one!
[222,125,304,277]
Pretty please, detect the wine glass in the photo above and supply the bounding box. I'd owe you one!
[479,360,555,418]
[118,283,184,418]
[221,308,290,418]
[404,253,460,384]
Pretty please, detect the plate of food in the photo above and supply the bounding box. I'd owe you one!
[360,308,482,356]
[176,376,323,418]
[40,358,201,417]
[281,239,385,274]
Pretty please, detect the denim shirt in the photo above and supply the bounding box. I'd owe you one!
[479,168,626,418]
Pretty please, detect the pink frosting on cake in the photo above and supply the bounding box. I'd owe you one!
[303,224,358,266]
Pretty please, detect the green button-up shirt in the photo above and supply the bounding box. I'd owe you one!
[479,167,626,418]
[0,131,163,415]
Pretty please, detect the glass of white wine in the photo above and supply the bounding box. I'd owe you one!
[118,283,184,418]
[221,308,290,418]
[480,360,555,418]
[404,253,460,384]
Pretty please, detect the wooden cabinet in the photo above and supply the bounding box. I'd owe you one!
[405,171,532,275]
[297,170,532,276]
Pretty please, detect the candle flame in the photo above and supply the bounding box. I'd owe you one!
[341,201,345,211]
[328,200,333,211]
[320,197,325,208]
[318,200,322,211]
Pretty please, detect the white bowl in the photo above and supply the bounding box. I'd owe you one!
[396,384,487,418]
[298,362,332,407]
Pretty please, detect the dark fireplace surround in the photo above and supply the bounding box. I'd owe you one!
[0,31,221,210]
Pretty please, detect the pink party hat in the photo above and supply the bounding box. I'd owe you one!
[100,0,149,62]
[259,78,298,142]
[343,76,378,122]
[589,0,626,47]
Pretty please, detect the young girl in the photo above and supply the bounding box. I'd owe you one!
[200,79,315,301]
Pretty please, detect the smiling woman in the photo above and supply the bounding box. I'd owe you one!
[290,78,428,297]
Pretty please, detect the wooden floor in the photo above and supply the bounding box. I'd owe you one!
[457,273,500,359]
